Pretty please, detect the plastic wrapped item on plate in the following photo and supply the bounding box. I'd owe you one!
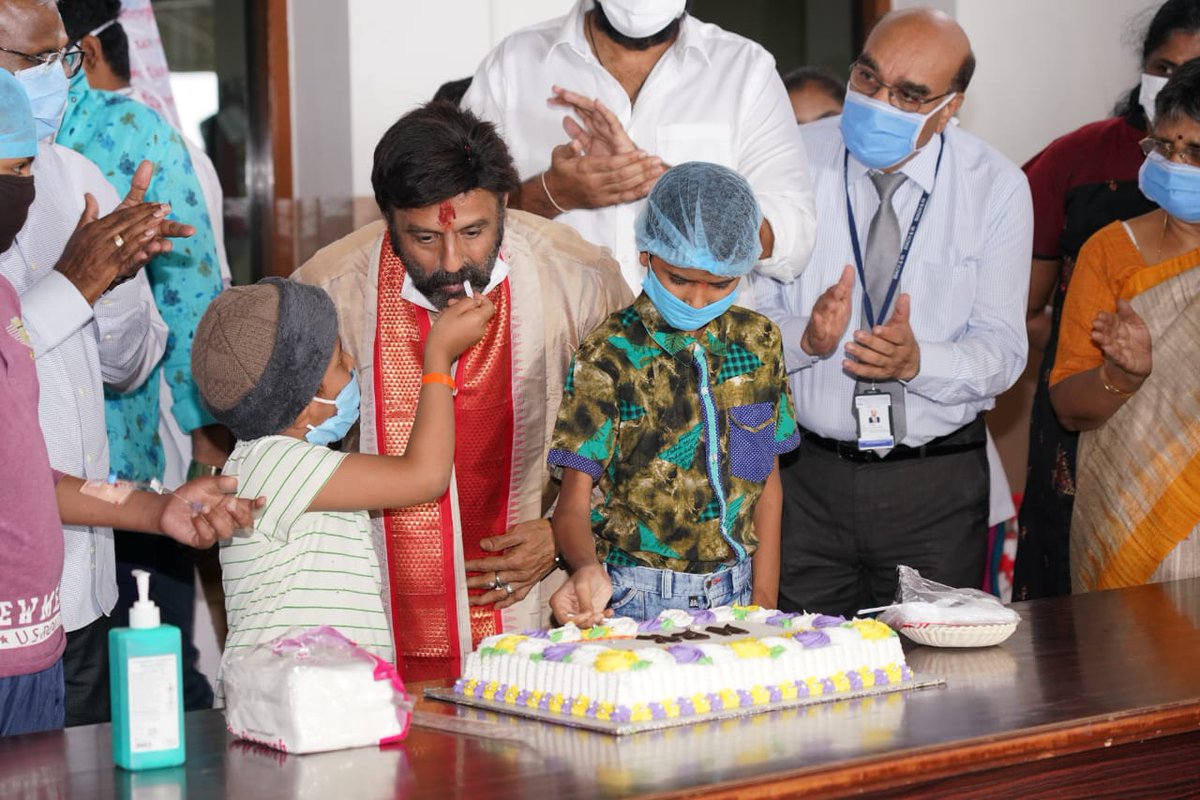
[877,566,1020,648]
[223,626,412,753]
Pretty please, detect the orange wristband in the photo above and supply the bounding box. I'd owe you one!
[422,372,456,390]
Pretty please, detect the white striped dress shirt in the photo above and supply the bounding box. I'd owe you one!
[753,118,1033,446]
[0,142,167,632]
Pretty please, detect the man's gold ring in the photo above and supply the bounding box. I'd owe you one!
[113,234,125,249]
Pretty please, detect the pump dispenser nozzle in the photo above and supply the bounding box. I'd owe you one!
[129,569,161,629]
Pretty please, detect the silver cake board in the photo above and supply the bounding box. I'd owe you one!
[424,673,945,736]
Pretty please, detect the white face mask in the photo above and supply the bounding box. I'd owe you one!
[1139,73,1169,126]
[598,0,686,38]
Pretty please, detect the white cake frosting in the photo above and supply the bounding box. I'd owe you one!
[456,605,911,724]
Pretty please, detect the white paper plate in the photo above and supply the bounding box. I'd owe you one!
[900,622,1018,648]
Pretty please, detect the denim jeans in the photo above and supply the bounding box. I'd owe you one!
[606,559,752,621]
[0,658,65,736]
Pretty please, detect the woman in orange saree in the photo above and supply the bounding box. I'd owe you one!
[1051,60,1200,591]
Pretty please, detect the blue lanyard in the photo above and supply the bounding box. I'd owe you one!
[843,137,945,329]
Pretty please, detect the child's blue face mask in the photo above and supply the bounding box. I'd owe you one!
[305,369,361,446]
[642,267,739,331]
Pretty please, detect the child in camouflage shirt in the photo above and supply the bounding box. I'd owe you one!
[546,162,799,626]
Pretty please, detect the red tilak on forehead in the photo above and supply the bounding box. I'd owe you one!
[438,201,456,228]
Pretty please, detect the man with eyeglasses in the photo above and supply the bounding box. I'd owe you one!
[0,0,198,728]
[753,8,1033,618]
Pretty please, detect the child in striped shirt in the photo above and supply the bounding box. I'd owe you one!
[190,278,492,690]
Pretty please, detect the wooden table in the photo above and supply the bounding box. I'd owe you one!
[4,580,1200,799]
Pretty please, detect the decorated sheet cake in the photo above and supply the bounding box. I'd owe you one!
[444,605,919,732]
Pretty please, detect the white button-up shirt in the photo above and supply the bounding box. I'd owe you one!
[462,0,816,292]
[753,119,1032,446]
[0,142,168,631]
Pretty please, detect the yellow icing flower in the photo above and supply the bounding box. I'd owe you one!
[806,677,824,696]
[492,635,526,653]
[859,667,876,688]
[504,685,520,704]
[831,672,851,692]
[691,693,711,714]
[482,681,500,701]
[463,679,479,695]
[780,682,799,701]
[571,696,591,717]
[549,694,566,713]
[750,686,770,705]
[728,638,771,659]
[851,619,894,640]
[663,699,680,718]
[885,664,903,683]
[630,704,652,722]
[597,702,614,721]
[595,649,640,673]
[719,688,740,709]
[526,690,543,709]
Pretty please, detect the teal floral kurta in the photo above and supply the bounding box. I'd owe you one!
[547,294,800,574]
[57,72,222,482]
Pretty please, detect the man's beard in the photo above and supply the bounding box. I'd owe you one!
[593,2,683,51]
[390,213,505,310]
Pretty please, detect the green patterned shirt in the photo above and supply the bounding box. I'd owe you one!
[547,294,799,573]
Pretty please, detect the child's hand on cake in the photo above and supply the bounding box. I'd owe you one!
[426,295,495,367]
[163,476,266,548]
[550,563,613,628]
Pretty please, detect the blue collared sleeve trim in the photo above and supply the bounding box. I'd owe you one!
[547,449,603,480]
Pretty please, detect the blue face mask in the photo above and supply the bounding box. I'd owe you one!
[14,60,69,142]
[642,266,738,331]
[305,369,361,446]
[1139,151,1200,224]
[840,90,955,170]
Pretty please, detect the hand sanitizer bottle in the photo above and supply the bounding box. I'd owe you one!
[110,569,186,770]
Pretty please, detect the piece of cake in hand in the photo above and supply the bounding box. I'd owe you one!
[456,605,912,726]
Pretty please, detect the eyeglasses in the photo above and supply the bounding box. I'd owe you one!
[848,60,954,114]
[0,44,84,78]
[1139,136,1200,167]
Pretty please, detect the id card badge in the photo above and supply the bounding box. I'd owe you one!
[854,390,895,451]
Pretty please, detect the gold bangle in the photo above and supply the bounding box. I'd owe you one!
[1100,363,1135,398]
[540,171,568,215]
[421,372,456,390]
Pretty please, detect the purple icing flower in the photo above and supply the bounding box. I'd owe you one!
[453,679,466,695]
[768,686,782,702]
[707,692,724,711]
[538,694,552,711]
[794,630,830,648]
[678,697,696,716]
[766,612,798,627]
[795,680,810,698]
[820,678,835,694]
[736,689,753,707]
[875,668,890,685]
[649,702,666,720]
[812,614,846,629]
[901,665,914,681]
[611,706,633,723]
[586,701,600,719]
[637,618,665,633]
[497,684,509,699]
[848,672,863,690]
[515,690,530,705]
[542,643,578,662]
[520,629,550,639]
[666,644,704,664]
[689,609,717,625]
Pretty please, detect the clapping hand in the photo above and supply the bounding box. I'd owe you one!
[844,293,921,382]
[1092,298,1152,388]
[801,265,855,358]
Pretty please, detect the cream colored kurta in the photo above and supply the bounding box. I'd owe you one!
[292,210,632,647]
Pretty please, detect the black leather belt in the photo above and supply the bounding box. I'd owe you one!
[800,417,986,463]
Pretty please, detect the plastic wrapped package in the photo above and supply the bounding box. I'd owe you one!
[223,626,412,753]
[877,566,1021,648]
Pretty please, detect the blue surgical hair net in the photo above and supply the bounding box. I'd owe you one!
[634,161,763,278]
[0,69,36,160]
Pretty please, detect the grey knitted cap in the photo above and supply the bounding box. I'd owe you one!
[191,278,339,441]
